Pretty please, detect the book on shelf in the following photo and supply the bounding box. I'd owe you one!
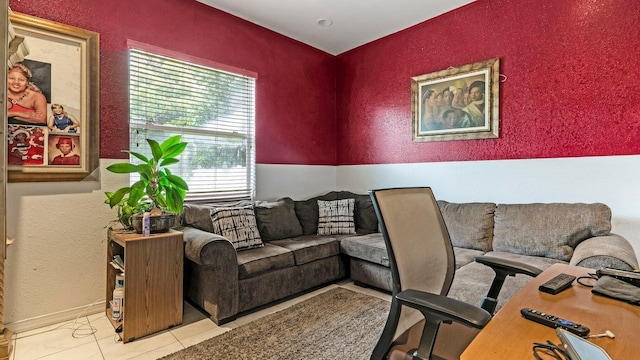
[113,255,124,267]
[112,255,124,268]
[110,261,124,273]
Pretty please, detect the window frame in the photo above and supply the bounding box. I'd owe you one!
[127,40,257,203]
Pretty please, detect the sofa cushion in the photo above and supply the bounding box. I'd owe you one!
[211,206,263,251]
[449,252,562,312]
[317,199,356,235]
[492,203,612,261]
[340,233,389,267]
[270,235,340,265]
[438,201,495,252]
[448,261,533,313]
[453,247,486,269]
[236,243,295,279]
[254,197,303,241]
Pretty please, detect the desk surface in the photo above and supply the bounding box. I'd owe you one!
[461,263,640,359]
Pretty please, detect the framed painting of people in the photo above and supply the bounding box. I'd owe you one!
[7,12,99,182]
[412,58,500,142]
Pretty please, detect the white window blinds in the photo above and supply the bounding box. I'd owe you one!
[129,48,256,202]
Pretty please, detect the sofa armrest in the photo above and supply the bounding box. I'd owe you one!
[183,226,236,266]
[570,234,639,271]
[182,226,239,324]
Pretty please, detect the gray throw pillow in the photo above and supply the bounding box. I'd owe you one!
[353,194,378,233]
[210,206,263,251]
[437,201,496,252]
[254,197,303,241]
[294,198,320,235]
[183,203,216,233]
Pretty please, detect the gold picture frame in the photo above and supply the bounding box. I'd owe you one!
[7,12,99,182]
[412,58,499,142]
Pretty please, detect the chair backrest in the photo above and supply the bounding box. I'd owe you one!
[370,187,455,339]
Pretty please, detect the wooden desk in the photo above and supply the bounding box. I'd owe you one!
[462,263,640,359]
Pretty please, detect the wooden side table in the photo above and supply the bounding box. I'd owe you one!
[106,229,183,343]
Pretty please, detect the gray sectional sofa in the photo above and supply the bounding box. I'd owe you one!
[344,200,639,311]
[180,191,639,324]
[181,191,377,324]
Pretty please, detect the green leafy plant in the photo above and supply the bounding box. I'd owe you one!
[104,136,189,227]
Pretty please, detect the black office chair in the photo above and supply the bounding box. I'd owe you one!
[369,187,542,360]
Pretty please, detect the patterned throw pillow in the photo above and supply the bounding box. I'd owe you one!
[317,199,356,235]
[210,206,263,251]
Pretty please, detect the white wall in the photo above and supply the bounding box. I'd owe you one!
[5,159,126,331]
[336,155,640,258]
[5,155,640,332]
[256,164,336,200]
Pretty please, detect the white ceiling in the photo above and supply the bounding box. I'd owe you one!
[197,0,476,55]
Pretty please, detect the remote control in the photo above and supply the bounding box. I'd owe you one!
[521,308,590,337]
[538,273,576,294]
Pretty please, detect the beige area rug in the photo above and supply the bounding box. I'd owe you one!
[160,287,390,360]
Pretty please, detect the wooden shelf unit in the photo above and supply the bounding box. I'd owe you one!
[106,230,184,343]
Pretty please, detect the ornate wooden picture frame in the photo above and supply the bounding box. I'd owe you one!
[8,12,99,182]
[412,58,500,142]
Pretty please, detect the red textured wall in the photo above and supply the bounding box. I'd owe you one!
[11,0,640,167]
[9,0,337,164]
[336,0,640,164]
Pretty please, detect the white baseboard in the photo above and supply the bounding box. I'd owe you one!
[5,301,105,334]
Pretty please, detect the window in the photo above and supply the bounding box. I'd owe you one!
[128,48,256,202]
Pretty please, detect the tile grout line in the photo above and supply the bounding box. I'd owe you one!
[89,314,107,360]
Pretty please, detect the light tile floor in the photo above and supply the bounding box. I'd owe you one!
[9,281,390,360]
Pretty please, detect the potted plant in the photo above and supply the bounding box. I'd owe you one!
[104,135,189,233]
